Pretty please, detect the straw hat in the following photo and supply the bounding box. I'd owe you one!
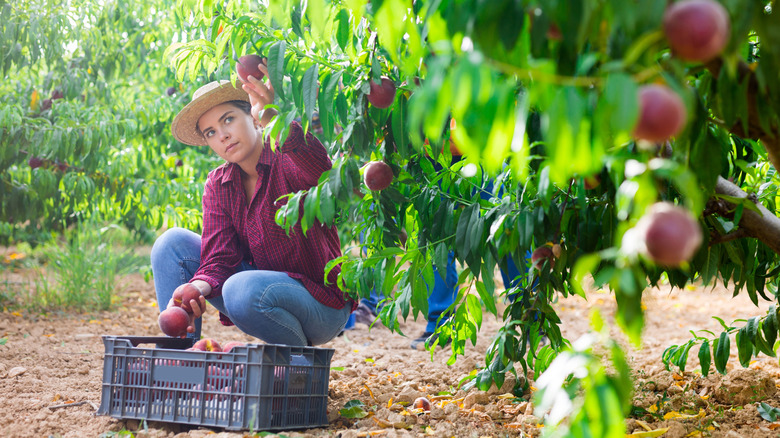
[171,80,250,146]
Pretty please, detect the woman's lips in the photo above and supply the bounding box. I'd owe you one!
[225,142,238,153]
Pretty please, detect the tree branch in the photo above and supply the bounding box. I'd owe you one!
[713,176,780,254]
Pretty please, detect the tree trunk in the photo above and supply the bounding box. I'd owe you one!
[713,176,780,254]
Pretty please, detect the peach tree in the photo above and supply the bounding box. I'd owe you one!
[164,0,780,429]
[0,0,223,244]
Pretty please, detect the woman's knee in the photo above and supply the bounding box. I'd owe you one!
[151,227,198,265]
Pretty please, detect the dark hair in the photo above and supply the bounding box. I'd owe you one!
[227,99,252,115]
[196,100,253,136]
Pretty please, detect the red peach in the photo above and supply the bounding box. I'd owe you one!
[413,396,432,411]
[172,283,201,313]
[664,0,730,63]
[633,85,687,143]
[236,54,264,83]
[363,161,393,191]
[531,246,555,271]
[192,338,222,352]
[367,77,396,109]
[221,341,246,353]
[158,307,189,337]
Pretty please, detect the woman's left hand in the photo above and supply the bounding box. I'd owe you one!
[241,61,276,127]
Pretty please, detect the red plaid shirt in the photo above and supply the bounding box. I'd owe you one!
[191,122,353,325]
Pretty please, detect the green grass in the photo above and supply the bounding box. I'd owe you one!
[1,218,147,313]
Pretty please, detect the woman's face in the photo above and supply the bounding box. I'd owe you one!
[198,102,262,167]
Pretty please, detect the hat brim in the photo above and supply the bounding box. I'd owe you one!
[171,81,250,146]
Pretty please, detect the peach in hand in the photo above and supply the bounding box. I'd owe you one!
[158,307,189,337]
[172,283,201,313]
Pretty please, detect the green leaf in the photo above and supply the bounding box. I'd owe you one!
[335,7,350,51]
[763,306,778,348]
[698,340,711,377]
[267,41,286,101]
[456,203,476,258]
[759,402,780,422]
[302,64,319,124]
[340,399,368,418]
[714,331,730,374]
[736,326,753,368]
[466,294,483,328]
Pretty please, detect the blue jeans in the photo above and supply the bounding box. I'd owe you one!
[150,227,352,346]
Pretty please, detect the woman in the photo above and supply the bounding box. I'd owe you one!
[151,62,354,346]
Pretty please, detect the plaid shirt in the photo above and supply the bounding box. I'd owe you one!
[191,122,352,325]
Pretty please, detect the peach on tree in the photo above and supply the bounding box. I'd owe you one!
[367,76,396,109]
[633,84,687,143]
[636,202,703,267]
[663,0,730,63]
[363,161,393,191]
[236,54,265,83]
[531,245,555,271]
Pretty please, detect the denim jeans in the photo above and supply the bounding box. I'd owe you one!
[150,227,352,346]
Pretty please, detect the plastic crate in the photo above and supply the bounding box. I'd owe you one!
[97,335,334,431]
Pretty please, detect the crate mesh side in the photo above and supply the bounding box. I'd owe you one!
[99,337,332,431]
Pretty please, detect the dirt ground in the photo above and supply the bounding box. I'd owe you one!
[2,261,780,437]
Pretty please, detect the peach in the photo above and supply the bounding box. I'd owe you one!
[413,396,432,411]
[221,341,246,353]
[367,77,396,108]
[638,202,702,267]
[172,283,201,313]
[633,85,687,143]
[236,54,265,83]
[158,307,189,337]
[531,245,555,271]
[363,161,393,191]
[192,338,222,352]
[664,0,730,63]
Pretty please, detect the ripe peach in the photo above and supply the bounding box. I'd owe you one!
[28,157,44,169]
[367,76,396,109]
[363,161,393,191]
[637,202,702,267]
[413,396,432,411]
[663,0,730,63]
[531,245,555,270]
[172,283,201,313]
[192,338,222,352]
[221,341,246,353]
[633,85,687,143]
[236,54,265,83]
[158,307,189,337]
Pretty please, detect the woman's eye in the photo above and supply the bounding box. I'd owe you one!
[205,129,215,138]
[225,116,233,124]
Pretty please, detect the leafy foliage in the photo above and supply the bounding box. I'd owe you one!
[0,0,217,245]
[7,0,780,431]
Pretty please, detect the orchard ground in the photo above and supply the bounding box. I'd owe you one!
[2,247,780,437]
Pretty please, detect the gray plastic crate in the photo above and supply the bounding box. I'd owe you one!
[97,335,334,431]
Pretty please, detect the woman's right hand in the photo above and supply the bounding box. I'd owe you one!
[167,281,210,335]
[241,61,276,127]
